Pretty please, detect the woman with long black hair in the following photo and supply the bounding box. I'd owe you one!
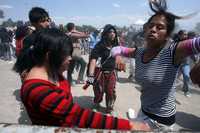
[13,28,150,131]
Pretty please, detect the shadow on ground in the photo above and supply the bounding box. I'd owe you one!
[117,77,130,83]
[13,89,31,124]
[73,96,94,109]
[73,96,109,114]
[176,111,200,131]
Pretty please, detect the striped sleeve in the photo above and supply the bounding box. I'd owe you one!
[22,82,131,130]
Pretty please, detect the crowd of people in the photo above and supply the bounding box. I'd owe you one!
[12,7,150,131]
[0,0,199,131]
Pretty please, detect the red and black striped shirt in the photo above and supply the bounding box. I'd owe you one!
[20,78,131,130]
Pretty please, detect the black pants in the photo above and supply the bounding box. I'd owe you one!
[67,56,86,84]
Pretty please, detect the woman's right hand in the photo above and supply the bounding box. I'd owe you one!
[130,121,151,131]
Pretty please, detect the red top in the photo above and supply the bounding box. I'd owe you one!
[20,77,131,130]
[15,38,24,56]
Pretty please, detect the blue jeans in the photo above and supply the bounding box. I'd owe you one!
[180,64,191,93]
[134,110,174,131]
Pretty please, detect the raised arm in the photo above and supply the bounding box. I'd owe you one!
[70,30,89,39]
[174,37,200,64]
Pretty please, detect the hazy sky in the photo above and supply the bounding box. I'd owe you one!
[0,0,200,30]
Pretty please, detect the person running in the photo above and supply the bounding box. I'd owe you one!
[175,30,198,97]
[66,22,88,85]
[86,24,125,114]
[13,28,150,131]
[110,0,200,131]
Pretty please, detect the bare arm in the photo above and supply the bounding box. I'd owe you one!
[174,37,200,64]
[111,46,137,58]
[88,59,96,76]
[70,31,89,39]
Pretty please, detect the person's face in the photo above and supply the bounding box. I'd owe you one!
[36,17,51,29]
[107,29,116,41]
[144,15,168,48]
[179,32,188,41]
[59,56,72,73]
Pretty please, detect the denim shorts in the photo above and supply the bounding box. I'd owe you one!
[134,110,174,131]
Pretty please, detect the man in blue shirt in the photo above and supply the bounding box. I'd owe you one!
[89,30,100,54]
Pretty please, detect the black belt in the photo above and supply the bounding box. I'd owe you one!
[142,109,175,126]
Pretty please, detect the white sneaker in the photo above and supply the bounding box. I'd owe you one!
[8,61,14,64]
[127,108,135,120]
[184,92,191,98]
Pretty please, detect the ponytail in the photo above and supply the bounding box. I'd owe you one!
[13,43,36,74]
[147,0,197,35]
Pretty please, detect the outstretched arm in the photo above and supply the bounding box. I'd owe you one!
[110,46,136,72]
[174,37,200,64]
[88,59,96,76]
[70,30,89,39]
[110,46,136,58]
[22,81,150,130]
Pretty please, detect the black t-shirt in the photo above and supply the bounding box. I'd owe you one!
[23,31,37,50]
[90,41,115,71]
